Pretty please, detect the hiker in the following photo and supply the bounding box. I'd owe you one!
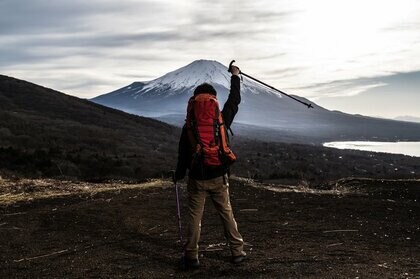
[174,64,246,268]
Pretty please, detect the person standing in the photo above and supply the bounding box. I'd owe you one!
[174,65,246,268]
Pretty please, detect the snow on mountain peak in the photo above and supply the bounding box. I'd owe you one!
[105,59,281,100]
[142,60,231,92]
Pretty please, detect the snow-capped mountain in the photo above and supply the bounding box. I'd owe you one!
[91,60,420,142]
[91,60,313,122]
[142,59,232,92]
[100,60,279,99]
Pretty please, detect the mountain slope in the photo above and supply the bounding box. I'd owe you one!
[92,60,316,119]
[92,60,420,143]
[0,74,179,179]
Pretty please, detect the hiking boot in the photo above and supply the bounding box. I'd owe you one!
[182,257,200,269]
[231,251,247,264]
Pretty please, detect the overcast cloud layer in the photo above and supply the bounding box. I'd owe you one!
[1,0,420,118]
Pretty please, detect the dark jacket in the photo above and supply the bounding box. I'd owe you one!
[176,75,241,180]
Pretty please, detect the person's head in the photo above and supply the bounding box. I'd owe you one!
[193,83,217,96]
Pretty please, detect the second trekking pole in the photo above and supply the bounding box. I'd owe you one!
[228,60,313,109]
[170,171,186,269]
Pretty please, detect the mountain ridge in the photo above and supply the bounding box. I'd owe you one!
[92,60,420,143]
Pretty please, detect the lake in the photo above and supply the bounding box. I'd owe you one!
[323,141,420,157]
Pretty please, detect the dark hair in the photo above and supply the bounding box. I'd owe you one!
[193,83,217,96]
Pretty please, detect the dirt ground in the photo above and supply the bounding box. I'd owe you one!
[0,177,419,278]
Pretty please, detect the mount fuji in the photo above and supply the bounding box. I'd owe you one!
[91,60,301,121]
[91,60,420,143]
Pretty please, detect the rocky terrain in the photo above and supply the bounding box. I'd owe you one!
[0,176,418,278]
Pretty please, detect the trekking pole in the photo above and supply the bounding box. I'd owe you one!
[228,60,313,109]
[169,170,186,269]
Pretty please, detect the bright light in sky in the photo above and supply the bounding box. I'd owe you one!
[286,1,419,94]
[1,0,420,118]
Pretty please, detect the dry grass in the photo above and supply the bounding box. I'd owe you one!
[231,176,420,196]
[0,178,172,205]
[2,176,418,205]
[230,176,351,195]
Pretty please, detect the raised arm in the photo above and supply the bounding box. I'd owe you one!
[222,67,241,129]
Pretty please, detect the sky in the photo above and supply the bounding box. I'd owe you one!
[1,0,420,119]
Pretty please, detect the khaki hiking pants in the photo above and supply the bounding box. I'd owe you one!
[184,175,244,259]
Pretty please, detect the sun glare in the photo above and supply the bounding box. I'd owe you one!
[274,0,419,94]
[298,1,410,58]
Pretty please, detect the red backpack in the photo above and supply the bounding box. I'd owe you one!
[186,93,236,167]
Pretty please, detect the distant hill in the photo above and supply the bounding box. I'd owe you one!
[0,75,179,179]
[92,60,420,143]
[394,116,420,123]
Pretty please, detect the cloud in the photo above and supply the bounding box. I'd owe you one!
[0,0,129,34]
[189,5,296,26]
[383,22,420,32]
[314,70,420,118]
[298,70,420,99]
[297,77,386,98]
[242,53,286,62]
[9,31,182,49]
[261,67,303,78]
[0,0,420,105]
[0,0,267,70]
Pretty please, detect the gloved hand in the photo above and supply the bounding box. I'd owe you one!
[174,168,186,183]
[231,66,240,76]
